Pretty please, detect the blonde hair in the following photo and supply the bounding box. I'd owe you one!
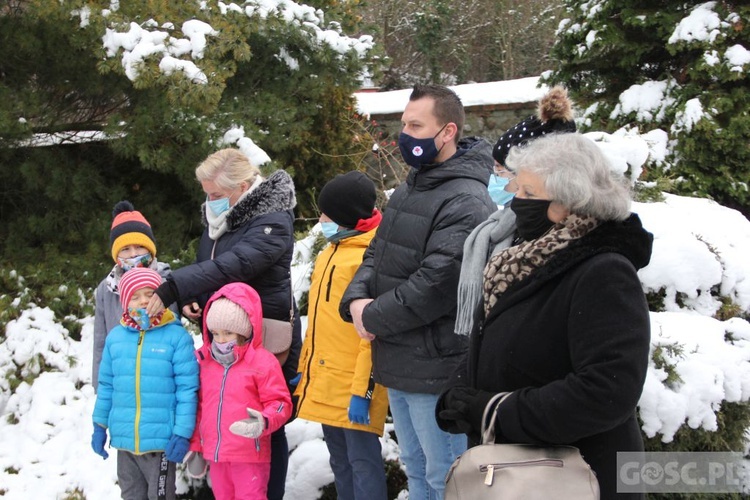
[195,148,260,190]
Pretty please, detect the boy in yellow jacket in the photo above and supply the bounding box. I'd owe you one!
[295,171,388,500]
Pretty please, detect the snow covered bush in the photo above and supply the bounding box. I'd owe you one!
[548,0,750,216]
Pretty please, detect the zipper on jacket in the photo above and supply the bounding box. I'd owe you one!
[481,459,563,486]
[325,264,336,302]
[134,329,145,454]
[299,244,338,407]
[215,365,231,462]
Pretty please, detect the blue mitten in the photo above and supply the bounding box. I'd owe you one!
[91,424,109,460]
[165,435,190,463]
[348,395,371,425]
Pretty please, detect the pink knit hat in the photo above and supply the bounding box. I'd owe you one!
[119,268,162,310]
[206,298,253,338]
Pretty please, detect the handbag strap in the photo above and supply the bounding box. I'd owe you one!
[287,274,294,325]
[481,391,512,444]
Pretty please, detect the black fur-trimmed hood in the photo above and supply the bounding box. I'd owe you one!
[201,170,296,231]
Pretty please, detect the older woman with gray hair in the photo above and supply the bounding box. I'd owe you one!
[437,133,653,499]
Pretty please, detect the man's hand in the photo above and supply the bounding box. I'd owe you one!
[349,298,375,340]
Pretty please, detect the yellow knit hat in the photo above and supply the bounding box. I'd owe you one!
[109,201,157,263]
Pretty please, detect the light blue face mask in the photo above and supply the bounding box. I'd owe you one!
[207,197,231,217]
[320,221,341,240]
[488,175,515,206]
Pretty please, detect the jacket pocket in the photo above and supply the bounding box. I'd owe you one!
[308,361,352,408]
[423,325,440,358]
[427,318,467,357]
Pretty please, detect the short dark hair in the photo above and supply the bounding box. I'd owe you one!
[410,84,465,143]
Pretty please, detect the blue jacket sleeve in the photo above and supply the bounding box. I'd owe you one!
[92,330,116,426]
[171,329,200,439]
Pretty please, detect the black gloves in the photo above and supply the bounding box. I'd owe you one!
[436,386,498,437]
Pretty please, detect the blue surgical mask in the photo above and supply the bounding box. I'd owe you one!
[213,340,237,354]
[207,197,231,217]
[118,253,153,272]
[398,124,448,169]
[320,221,341,240]
[488,175,515,206]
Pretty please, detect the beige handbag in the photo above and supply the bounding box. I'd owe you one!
[444,392,600,500]
[261,282,294,365]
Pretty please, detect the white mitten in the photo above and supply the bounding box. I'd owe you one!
[229,407,266,438]
[185,451,208,479]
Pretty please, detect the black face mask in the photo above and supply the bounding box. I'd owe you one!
[510,197,554,241]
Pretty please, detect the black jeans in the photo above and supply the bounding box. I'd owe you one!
[267,425,289,500]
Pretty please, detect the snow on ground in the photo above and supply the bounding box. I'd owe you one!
[1,191,749,497]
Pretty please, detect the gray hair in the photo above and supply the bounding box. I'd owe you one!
[195,148,260,190]
[505,133,631,221]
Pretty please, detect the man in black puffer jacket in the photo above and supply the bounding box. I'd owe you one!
[340,84,496,500]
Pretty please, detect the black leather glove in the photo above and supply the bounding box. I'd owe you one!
[436,386,497,436]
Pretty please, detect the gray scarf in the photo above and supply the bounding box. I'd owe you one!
[454,208,516,335]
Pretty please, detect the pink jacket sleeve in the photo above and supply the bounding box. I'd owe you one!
[258,351,293,434]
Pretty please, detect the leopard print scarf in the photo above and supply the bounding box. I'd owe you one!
[483,214,600,315]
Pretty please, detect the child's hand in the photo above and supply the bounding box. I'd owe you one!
[165,435,190,463]
[348,395,371,425]
[185,451,208,479]
[229,408,266,438]
[91,424,109,460]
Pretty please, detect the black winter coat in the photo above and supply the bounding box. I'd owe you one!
[470,214,653,500]
[165,170,301,380]
[341,137,497,394]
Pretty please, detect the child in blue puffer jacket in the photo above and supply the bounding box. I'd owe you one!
[91,267,199,500]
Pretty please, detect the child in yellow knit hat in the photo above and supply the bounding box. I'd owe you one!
[92,200,176,391]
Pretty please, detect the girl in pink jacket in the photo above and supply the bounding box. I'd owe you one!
[189,282,291,499]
